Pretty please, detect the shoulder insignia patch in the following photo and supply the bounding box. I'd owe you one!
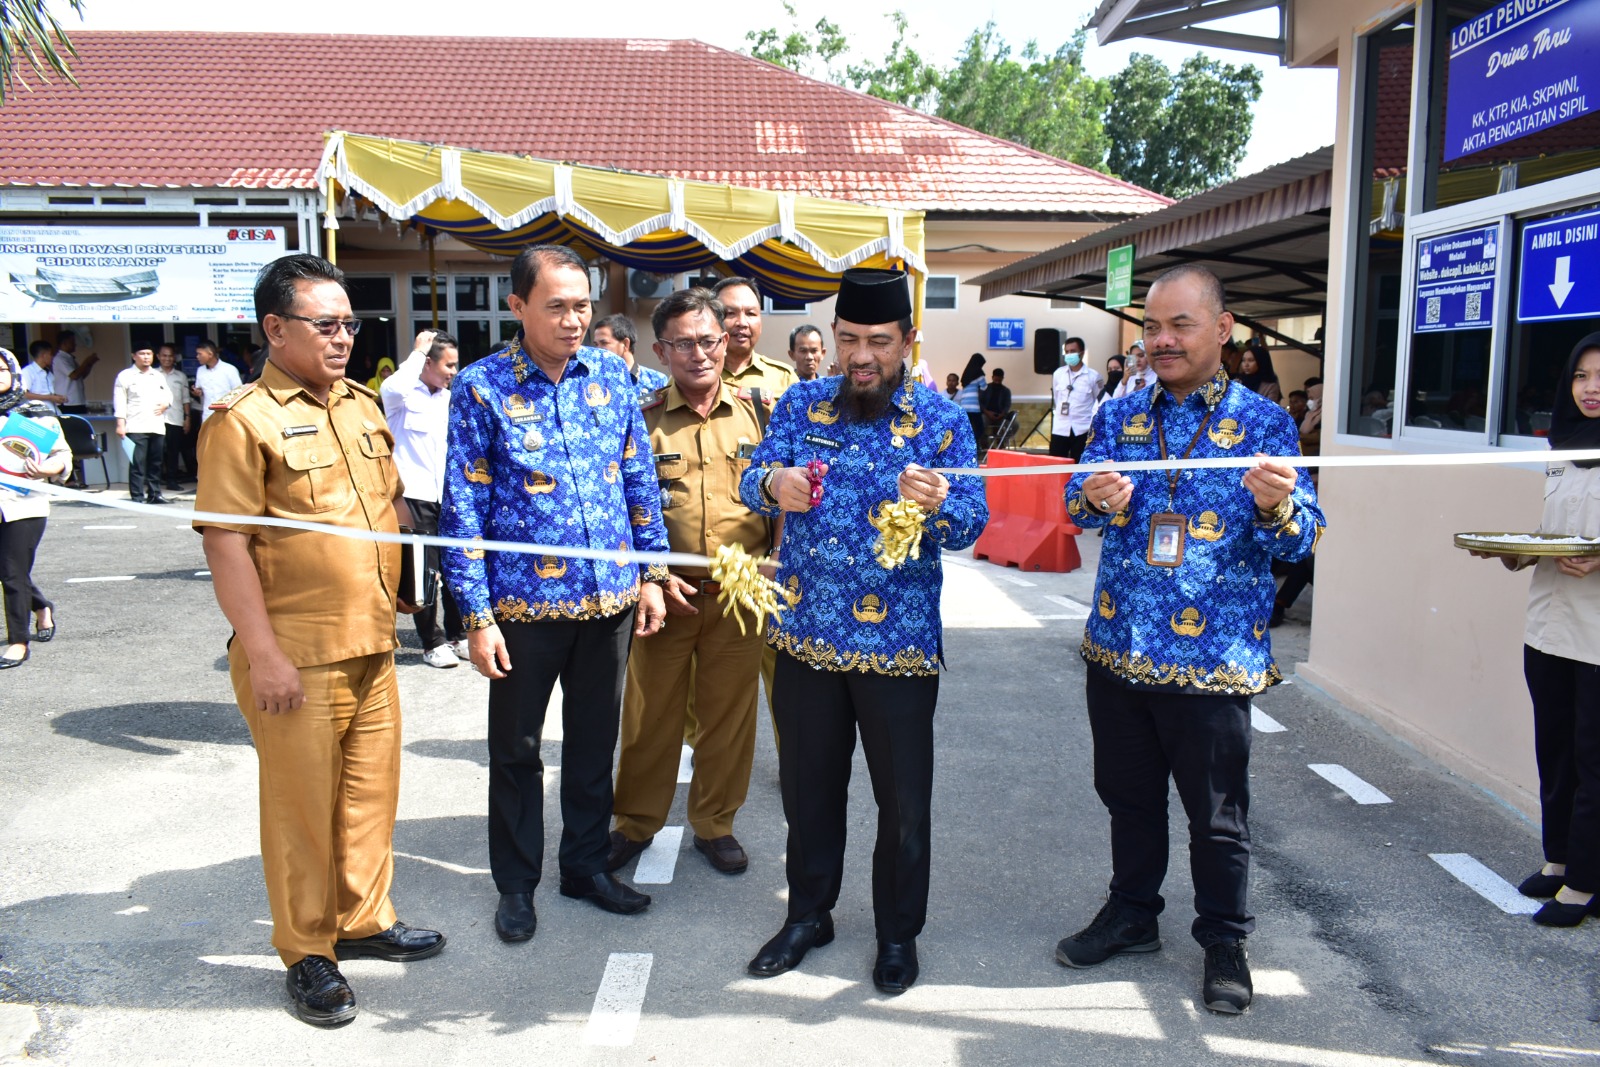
[209,382,257,411]
[345,378,378,399]
[640,391,665,411]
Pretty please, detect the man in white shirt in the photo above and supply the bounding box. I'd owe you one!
[1049,335,1101,459]
[381,330,464,669]
[21,342,64,412]
[191,339,242,427]
[113,346,171,503]
[52,331,100,414]
[155,343,192,490]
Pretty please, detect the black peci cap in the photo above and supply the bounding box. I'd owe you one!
[834,268,912,326]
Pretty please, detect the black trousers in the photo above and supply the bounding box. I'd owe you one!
[127,432,164,501]
[0,516,50,647]
[1273,557,1316,610]
[773,650,939,942]
[487,611,633,892]
[403,498,463,650]
[1050,432,1088,460]
[1525,644,1600,892]
[161,423,189,484]
[1086,667,1254,944]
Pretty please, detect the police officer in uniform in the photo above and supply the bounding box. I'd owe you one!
[609,287,770,877]
[196,254,444,1028]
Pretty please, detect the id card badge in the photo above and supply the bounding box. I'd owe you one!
[1146,512,1186,567]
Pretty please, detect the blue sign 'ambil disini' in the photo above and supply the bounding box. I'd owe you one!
[1414,225,1500,334]
[1518,205,1600,321]
[1445,0,1599,162]
[987,318,1026,349]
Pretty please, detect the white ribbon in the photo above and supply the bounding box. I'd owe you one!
[930,448,1600,477]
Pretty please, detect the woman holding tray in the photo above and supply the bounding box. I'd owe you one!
[0,348,71,669]
[1476,332,1600,924]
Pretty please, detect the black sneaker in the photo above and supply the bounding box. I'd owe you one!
[1055,900,1161,968]
[285,955,357,1027]
[1202,938,1253,1013]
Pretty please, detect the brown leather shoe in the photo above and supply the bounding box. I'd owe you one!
[693,834,749,874]
[605,830,653,873]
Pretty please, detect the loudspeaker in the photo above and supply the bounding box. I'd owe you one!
[1034,328,1063,376]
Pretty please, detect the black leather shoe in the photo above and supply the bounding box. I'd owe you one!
[747,913,834,978]
[605,830,654,873]
[285,955,357,1027]
[146,495,170,505]
[495,892,537,942]
[335,921,445,962]
[1518,870,1565,898]
[33,608,54,642]
[0,649,27,669]
[559,872,650,915]
[1532,898,1597,927]
[873,938,919,995]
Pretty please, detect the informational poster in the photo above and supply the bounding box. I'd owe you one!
[1105,244,1136,309]
[0,224,285,323]
[1445,0,1600,162]
[1414,225,1500,333]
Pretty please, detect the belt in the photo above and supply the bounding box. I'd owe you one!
[692,580,722,598]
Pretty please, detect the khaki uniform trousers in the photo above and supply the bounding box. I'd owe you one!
[685,644,778,749]
[615,594,763,841]
[229,644,401,966]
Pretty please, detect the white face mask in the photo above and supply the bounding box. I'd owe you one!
[1307,398,1320,411]
[1064,353,1081,368]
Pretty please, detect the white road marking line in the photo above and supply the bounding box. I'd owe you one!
[1429,853,1541,915]
[194,570,211,577]
[1044,594,1091,618]
[1205,1035,1440,1066]
[1032,615,1088,621]
[1251,704,1287,733]
[583,952,653,1047]
[393,850,492,876]
[1251,969,1309,996]
[991,571,1037,588]
[199,954,280,971]
[725,973,859,1000]
[253,919,273,926]
[66,575,136,583]
[632,826,684,884]
[83,524,136,530]
[114,905,149,916]
[677,744,693,784]
[1308,764,1392,805]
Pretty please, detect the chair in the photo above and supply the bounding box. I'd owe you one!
[57,414,110,487]
[985,410,1019,455]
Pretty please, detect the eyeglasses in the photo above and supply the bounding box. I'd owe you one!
[278,312,363,337]
[660,335,726,355]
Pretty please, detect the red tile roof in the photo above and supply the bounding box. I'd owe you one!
[0,32,1169,216]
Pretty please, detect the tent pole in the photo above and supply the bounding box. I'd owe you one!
[428,235,439,329]
[322,177,338,265]
[911,267,925,378]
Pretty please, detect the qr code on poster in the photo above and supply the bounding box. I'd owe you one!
[1466,290,1483,320]
[1426,296,1441,324]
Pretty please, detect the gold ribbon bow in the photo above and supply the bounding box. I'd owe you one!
[709,543,793,636]
[869,497,929,570]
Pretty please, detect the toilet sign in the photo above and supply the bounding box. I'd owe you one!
[987,318,1026,348]
[1518,205,1600,322]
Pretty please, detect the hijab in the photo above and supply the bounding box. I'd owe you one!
[1100,356,1125,399]
[959,352,986,387]
[1549,330,1600,468]
[1236,344,1278,392]
[0,347,25,416]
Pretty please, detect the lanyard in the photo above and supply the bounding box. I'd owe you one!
[1155,397,1219,508]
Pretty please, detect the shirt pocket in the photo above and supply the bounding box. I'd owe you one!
[655,454,688,511]
[360,433,397,500]
[282,442,346,514]
[728,450,752,504]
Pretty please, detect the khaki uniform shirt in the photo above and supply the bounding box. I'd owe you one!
[193,360,403,668]
[645,381,769,580]
[722,352,796,405]
[1523,461,1600,666]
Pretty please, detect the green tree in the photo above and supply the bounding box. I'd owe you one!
[933,24,1110,170]
[1105,53,1263,199]
[744,1,848,82]
[844,12,940,112]
[2,0,82,105]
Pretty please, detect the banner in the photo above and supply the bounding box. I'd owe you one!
[1415,225,1500,333]
[0,224,285,323]
[1445,0,1600,163]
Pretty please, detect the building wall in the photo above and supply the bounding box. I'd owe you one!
[1291,0,1545,815]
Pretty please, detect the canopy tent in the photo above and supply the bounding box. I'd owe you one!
[313,131,927,305]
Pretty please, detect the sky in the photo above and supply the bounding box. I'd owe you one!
[60,0,1337,179]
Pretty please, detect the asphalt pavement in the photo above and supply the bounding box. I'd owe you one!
[2,492,1598,1066]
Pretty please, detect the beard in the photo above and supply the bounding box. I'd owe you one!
[836,361,906,423]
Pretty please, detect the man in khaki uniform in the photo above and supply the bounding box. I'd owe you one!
[197,254,443,1029]
[609,287,770,876]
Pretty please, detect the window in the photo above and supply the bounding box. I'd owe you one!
[1501,202,1600,438]
[346,274,396,386]
[411,272,521,365]
[764,294,810,314]
[926,275,958,311]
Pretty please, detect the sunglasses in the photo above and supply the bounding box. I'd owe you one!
[279,313,363,337]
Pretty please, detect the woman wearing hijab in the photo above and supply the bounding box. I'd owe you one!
[1095,355,1125,414]
[1113,342,1152,399]
[0,348,72,668]
[1474,332,1600,924]
[956,353,987,447]
[1236,344,1282,402]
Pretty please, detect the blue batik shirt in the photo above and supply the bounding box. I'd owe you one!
[441,336,671,630]
[739,376,988,676]
[1065,369,1325,694]
[632,363,670,396]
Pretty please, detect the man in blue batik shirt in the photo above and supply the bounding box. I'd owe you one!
[442,245,671,944]
[737,268,988,996]
[1056,264,1325,1015]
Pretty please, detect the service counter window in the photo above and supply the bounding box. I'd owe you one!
[411,272,517,366]
[1501,201,1600,439]
[346,275,396,386]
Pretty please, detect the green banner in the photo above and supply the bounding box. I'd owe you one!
[1106,244,1135,309]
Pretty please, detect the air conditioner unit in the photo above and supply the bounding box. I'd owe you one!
[627,269,680,301]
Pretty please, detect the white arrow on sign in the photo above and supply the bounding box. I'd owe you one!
[993,338,1020,347]
[1550,255,1575,308]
